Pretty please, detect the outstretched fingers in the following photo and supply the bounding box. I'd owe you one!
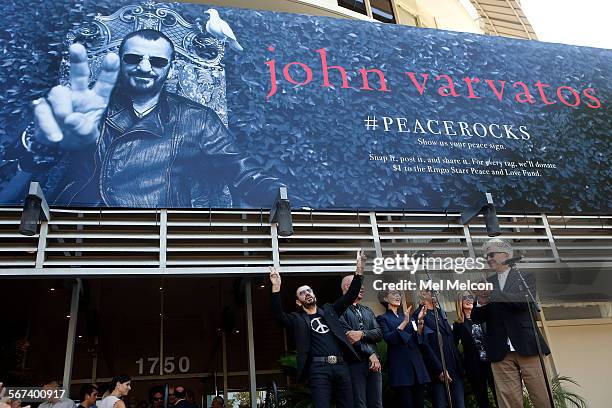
[69,43,91,91]
[47,85,73,122]
[356,249,367,268]
[33,99,63,143]
[93,52,120,102]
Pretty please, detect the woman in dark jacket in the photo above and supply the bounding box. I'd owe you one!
[414,290,465,408]
[453,291,497,408]
[376,289,430,408]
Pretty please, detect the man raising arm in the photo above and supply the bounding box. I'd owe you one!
[269,249,366,408]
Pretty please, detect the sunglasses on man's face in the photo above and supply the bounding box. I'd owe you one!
[298,288,313,297]
[122,53,170,68]
[485,252,504,259]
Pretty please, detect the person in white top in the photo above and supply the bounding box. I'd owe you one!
[37,381,75,408]
[98,376,131,408]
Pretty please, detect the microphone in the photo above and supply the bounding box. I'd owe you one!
[503,255,523,265]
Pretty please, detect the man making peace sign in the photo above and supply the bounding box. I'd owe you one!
[18,29,282,207]
[269,249,366,408]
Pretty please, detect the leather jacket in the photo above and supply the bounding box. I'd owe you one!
[271,274,363,382]
[16,89,282,208]
[339,303,383,359]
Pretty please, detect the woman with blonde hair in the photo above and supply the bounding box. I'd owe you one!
[453,291,497,408]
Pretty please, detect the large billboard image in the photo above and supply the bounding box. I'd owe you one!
[0,0,610,212]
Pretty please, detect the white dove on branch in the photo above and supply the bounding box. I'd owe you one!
[204,9,244,52]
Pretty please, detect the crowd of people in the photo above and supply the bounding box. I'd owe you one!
[270,239,552,408]
[1,238,550,408]
[0,379,224,408]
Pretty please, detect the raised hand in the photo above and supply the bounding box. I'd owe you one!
[355,248,367,275]
[473,280,492,304]
[269,266,282,292]
[403,303,413,322]
[33,43,120,150]
[418,304,427,321]
[402,311,411,325]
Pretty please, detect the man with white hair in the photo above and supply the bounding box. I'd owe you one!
[472,239,551,408]
[339,274,383,408]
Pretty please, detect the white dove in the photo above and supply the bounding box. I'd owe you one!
[204,9,243,52]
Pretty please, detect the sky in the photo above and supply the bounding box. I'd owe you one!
[520,0,611,49]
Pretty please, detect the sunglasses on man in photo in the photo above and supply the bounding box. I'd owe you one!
[122,53,170,68]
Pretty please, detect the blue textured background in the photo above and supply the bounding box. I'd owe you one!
[0,0,610,213]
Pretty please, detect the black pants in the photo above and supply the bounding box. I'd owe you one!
[309,361,353,408]
[467,361,497,408]
[394,383,425,408]
[431,376,466,408]
[348,360,383,408]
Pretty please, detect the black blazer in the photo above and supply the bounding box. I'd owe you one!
[376,310,430,387]
[472,268,550,362]
[271,274,362,382]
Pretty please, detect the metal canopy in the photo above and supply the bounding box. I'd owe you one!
[470,0,537,40]
[1,207,610,276]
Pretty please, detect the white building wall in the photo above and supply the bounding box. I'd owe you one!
[546,320,612,408]
[186,0,483,33]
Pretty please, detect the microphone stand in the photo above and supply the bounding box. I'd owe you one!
[507,260,555,408]
[425,270,453,408]
[163,383,169,408]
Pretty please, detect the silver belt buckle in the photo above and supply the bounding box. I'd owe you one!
[327,355,338,364]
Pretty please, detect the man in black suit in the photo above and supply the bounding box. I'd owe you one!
[472,239,551,408]
[269,250,366,408]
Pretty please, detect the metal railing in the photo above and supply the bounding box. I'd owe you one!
[0,207,610,276]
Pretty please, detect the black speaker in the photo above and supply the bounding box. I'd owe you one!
[483,204,501,237]
[19,195,42,236]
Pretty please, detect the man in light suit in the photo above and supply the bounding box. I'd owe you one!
[472,239,551,408]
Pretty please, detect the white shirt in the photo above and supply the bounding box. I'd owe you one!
[39,399,75,408]
[98,396,120,408]
[497,267,511,291]
[497,267,515,352]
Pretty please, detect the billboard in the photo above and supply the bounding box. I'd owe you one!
[0,0,610,212]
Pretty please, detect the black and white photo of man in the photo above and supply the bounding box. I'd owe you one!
[16,28,283,207]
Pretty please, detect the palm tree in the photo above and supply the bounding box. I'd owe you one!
[523,375,587,408]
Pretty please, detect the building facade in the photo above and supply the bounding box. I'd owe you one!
[1,1,610,408]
